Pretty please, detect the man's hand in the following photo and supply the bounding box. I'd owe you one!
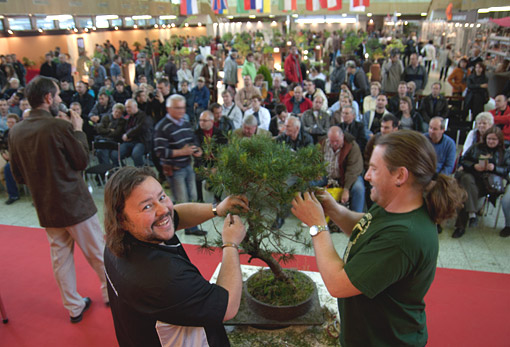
[291,191,327,227]
[69,109,83,131]
[156,89,164,103]
[192,147,203,157]
[340,189,350,205]
[217,195,250,217]
[179,144,197,156]
[487,163,495,171]
[315,189,338,215]
[122,134,130,142]
[90,115,100,123]
[222,215,246,246]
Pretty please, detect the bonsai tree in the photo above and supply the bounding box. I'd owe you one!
[201,135,326,283]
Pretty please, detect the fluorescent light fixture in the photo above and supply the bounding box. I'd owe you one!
[469,23,474,27]
[271,21,277,26]
[133,24,138,28]
[96,15,118,20]
[286,41,292,46]
[488,6,510,12]
[92,26,97,30]
[184,23,189,27]
[7,30,13,34]
[0,15,4,19]
[38,28,43,33]
[273,47,280,53]
[162,24,166,28]
[421,12,427,16]
[396,13,402,17]
[227,16,234,19]
[342,13,347,17]
[249,15,256,19]
[404,21,408,25]
[114,26,119,30]
[154,24,158,28]
[292,14,299,18]
[132,15,152,20]
[171,23,176,27]
[476,23,481,27]
[478,8,490,13]
[46,14,73,21]
[269,15,275,18]
[369,19,374,24]
[198,22,202,26]
[160,15,177,20]
[367,13,372,17]
[84,28,89,32]
[464,23,469,27]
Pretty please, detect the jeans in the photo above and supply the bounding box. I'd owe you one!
[96,149,112,165]
[350,176,366,213]
[4,162,19,199]
[112,142,145,167]
[167,164,197,203]
[501,188,510,227]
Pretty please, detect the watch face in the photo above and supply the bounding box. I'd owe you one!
[310,226,319,236]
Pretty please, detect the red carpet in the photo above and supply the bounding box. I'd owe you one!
[0,225,508,347]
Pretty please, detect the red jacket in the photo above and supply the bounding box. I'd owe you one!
[284,54,302,84]
[491,105,510,141]
[284,96,313,114]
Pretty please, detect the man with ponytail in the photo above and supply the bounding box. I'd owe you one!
[291,130,465,346]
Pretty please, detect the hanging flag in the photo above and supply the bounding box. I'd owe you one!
[280,0,297,11]
[327,0,342,10]
[181,0,198,15]
[306,0,322,11]
[237,0,248,13]
[212,0,228,14]
[244,0,256,10]
[350,0,369,11]
[259,0,270,13]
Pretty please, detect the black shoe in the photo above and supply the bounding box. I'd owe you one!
[5,197,19,205]
[70,297,91,323]
[184,228,207,236]
[452,228,465,238]
[468,217,478,228]
[500,227,510,237]
[271,217,285,230]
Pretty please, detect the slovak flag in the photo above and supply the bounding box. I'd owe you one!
[181,0,198,15]
[212,0,228,14]
[350,0,369,11]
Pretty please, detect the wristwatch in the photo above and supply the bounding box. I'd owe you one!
[310,225,329,237]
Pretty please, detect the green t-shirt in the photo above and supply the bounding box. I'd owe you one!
[338,203,438,347]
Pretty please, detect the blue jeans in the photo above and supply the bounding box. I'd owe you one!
[4,162,19,199]
[112,142,145,167]
[350,176,366,213]
[167,164,197,204]
[96,149,112,165]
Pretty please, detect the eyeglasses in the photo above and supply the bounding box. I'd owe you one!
[171,106,186,110]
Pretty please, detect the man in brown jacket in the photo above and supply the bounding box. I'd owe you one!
[8,76,108,323]
[321,126,365,212]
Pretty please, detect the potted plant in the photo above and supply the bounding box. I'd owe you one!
[201,135,327,321]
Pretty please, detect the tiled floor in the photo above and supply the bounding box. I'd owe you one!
[1,68,508,275]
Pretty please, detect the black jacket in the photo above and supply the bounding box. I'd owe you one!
[418,95,449,123]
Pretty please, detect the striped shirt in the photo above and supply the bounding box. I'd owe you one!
[153,114,197,168]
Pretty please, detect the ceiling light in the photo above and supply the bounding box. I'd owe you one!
[7,30,13,34]
[198,22,202,26]
[227,16,234,19]
[396,13,402,17]
[367,13,372,17]
[184,23,189,27]
[249,15,256,19]
[114,26,119,30]
[132,15,152,20]
[292,14,299,18]
[154,24,158,28]
[160,15,177,20]
[96,15,118,21]
[73,28,78,32]
[46,15,73,21]
[133,24,138,28]
[38,28,43,33]
[421,12,427,16]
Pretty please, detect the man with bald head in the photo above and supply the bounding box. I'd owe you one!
[233,115,271,139]
[284,85,312,117]
[112,99,153,167]
[320,126,365,212]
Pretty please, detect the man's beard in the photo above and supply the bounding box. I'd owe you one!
[49,100,59,117]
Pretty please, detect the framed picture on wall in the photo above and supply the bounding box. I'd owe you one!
[77,37,84,51]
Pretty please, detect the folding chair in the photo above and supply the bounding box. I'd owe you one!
[85,140,121,187]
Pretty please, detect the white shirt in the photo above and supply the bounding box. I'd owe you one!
[244,106,271,131]
[222,103,243,129]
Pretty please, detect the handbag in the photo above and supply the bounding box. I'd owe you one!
[482,173,505,195]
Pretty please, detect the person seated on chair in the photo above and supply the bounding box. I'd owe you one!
[418,82,449,125]
[462,112,494,156]
[361,94,393,138]
[339,105,367,154]
[304,79,328,112]
[276,116,313,151]
[396,96,424,133]
[284,85,312,118]
[191,77,210,125]
[220,90,243,130]
[490,94,510,145]
[112,81,131,105]
[425,117,456,175]
[318,126,365,212]
[1,113,21,204]
[243,95,271,131]
[94,103,127,165]
[388,81,415,115]
[301,95,330,144]
[453,126,510,238]
[88,91,114,125]
[233,115,272,139]
[112,99,153,168]
[269,104,289,137]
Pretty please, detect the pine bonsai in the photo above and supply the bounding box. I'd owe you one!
[201,135,326,283]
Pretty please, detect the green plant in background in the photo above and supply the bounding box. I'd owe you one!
[343,32,365,56]
[257,64,273,89]
[272,29,284,47]
[385,38,405,56]
[233,32,252,58]
[221,32,234,45]
[133,41,142,52]
[22,57,36,68]
[201,135,326,284]
[196,35,213,47]
[366,38,384,60]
